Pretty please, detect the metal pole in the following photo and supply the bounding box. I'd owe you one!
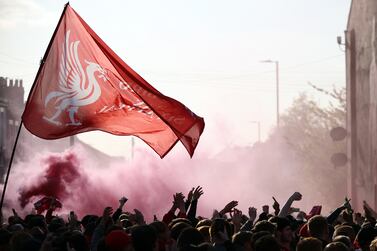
[276,61,280,127]
[0,122,22,211]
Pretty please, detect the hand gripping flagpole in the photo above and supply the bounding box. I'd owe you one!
[0,3,70,212]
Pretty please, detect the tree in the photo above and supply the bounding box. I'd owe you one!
[275,85,347,206]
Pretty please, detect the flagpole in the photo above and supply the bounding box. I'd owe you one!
[0,123,23,211]
[0,3,70,212]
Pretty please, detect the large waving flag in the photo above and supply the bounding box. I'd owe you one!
[22,4,204,158]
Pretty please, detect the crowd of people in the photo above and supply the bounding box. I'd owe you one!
[1,186,377,251]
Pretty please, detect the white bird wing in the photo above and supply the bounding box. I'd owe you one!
[57,30,86,100]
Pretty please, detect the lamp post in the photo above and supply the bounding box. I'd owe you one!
[250,121,261,142]
[260,60,280,127]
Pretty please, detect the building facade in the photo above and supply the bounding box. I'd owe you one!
[0,77,24,181]
[346,0,377,211]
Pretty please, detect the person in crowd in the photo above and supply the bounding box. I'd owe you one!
[296,237,323,251]
[2,189,377,251]
[323,242,349,251]
[308,215,330,248]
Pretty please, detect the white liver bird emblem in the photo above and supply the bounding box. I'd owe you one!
[43,30,106,126]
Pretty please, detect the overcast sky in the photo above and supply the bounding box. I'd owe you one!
[0,0,351,157]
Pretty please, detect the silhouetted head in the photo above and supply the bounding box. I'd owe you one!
[324,241,349,251]
[296,237,323,251]
[333,225,355,243]
[232,231,252,251]
[254,235,280,251]
[253,220,276,234]
[355,225,377,250]
[308,215,329,241]
[177,227,205,250]
[210,218,232,243]
[130,225,157,251]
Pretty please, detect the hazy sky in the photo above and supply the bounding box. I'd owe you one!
[0,0,351,157]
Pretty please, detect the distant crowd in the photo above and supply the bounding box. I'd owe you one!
[1,186,377,251]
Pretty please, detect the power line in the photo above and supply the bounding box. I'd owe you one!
[0,58,37,67]
[143,54,345,81]
[0,51,37,65]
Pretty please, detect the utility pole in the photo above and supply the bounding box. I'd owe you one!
[275,61,280,127]
[260,60,280,127]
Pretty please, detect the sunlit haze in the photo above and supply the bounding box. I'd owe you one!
[0,0,350,156]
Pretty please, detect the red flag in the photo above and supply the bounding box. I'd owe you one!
[22,4,204,158]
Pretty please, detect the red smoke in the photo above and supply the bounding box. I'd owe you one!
[3,131,346,221]
[14,148,184,220]
[18,153,83,208]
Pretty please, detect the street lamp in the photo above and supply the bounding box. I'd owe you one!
[250,121,261,142]
[260,59,280,127]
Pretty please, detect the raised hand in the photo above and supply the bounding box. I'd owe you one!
[290,192,302,201]
[272,196,280,215]
[134,209,145,225]
[101,207,114,226]
[343,197,353,213]
[187,187,195,203]
[12,208,19,217]
[363,200,377,220]
[192,186,204,201]
[174,192,186,213]
[212,210,221,219]
[68,211,80,230]
[279,192,302,217]
[248,207,257,222]
[262,205,269,214]
[220,201,238,215]
[231,208,243,228]
[119,196,128,209]
[12,208,22,222]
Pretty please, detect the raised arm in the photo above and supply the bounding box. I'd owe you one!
[91,207,113,251]
[219,200,238,218]
[187,186,203,225]
[278,192,302,217]
[162,192,183,225]
[327,198,352,224]
[272,196,280,216]
[112,196,127,222]
[185,187,194,211]
[241,207,257,231]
